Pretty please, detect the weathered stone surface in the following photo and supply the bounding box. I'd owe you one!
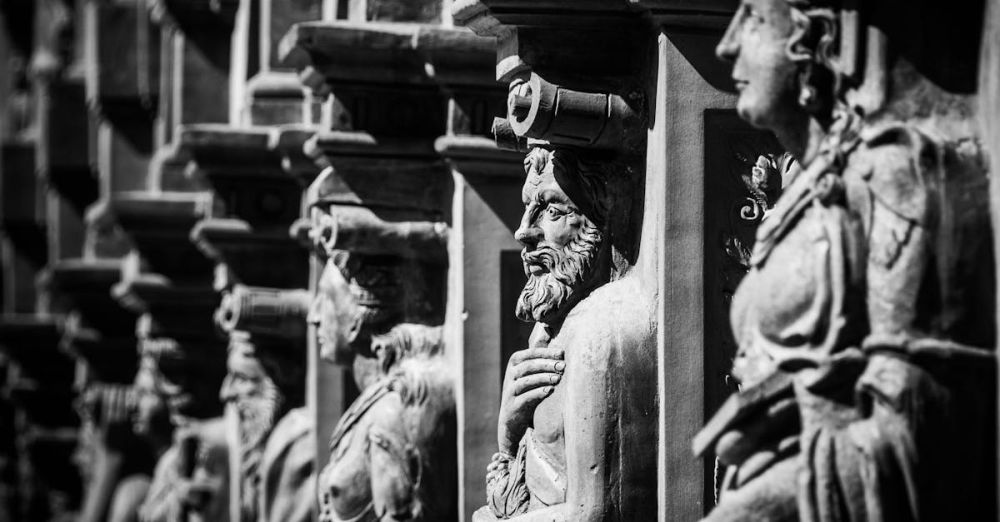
[698,2,996,521]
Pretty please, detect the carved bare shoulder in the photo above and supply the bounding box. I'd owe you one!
[559,275,656,373]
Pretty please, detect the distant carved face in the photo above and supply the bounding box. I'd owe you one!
[142,339,224,424]
[309,260,366,365]
[219,338,281,521]
[133,355,172,439]
[717,0,807,133]
[220,339,282,445]
[514,149,605,324]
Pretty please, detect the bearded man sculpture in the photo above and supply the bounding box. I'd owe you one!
[695,1,996,520]
[217,286,313,522]
[307,197,457,522]
[474,147,655,522]
[134,329,231,522]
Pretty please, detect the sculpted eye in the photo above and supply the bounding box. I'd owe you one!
[545,205,568,219]
[746,5,765,25]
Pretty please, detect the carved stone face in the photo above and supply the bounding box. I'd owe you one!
[141,339,224,424]
[134,355,172,439]
[717,0,806,133]
[514,149,604,324]
[220,339,281,445]
[308,260,366,365]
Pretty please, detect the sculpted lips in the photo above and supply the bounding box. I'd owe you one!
[522,247,556,276]
[734,79,748,91]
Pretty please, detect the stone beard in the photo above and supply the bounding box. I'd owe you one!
[515,147,612,325]
[516,222,603,324]
[234,375,282,522]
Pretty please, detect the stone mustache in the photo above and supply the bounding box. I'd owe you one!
[695,1,996,521]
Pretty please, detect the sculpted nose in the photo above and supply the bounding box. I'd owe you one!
[514,213,542,247]
[716,16,740,62]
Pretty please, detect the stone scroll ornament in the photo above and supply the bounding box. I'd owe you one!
[306,168,457,522]
[694,0,996,521]
[476,72,656,522]
[215,286,314,522]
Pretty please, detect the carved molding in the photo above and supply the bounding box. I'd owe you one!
[278,21,495,94]
[108,191,215,281]
[495,72,644,153]
[305,160,449,263]
[215,285,309,340]
[435,135,523,178]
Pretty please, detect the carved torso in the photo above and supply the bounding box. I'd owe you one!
[138,418,230,522]
[318,357,455,522]
[493,277,657,521]
[713,116,996,521]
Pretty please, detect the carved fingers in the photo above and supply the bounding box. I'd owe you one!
[509,347,564,397]
[497,347,565,454]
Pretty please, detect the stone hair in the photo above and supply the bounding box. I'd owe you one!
[525,148,619,229]
[785,3,840,115]
[371,323,444,377]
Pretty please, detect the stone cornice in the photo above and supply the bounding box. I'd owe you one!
[434,135,523,178]
[107,191,215,281]
[189,218,309,289]
[42,258,136,336]
[278,21,495,93]
[112,274,220,341]
[178,124,318,185]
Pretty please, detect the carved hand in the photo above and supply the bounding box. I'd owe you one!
[497,346,565,455]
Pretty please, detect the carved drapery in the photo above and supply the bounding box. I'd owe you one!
[697,2,996,521]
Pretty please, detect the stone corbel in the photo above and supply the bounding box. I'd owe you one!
[179,125,317,289]
[303,133,450,264]
[179,125,313,226]
[112,273,220,339]
[108,192,214,282]
[42,259,139,383]
[43,259,136,335]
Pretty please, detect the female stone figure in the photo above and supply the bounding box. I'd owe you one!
[697,1,996,520]
[307,208,456,522]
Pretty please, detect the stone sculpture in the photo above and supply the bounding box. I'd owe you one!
[75,383,157,522]
[134,326,231,522]
[216,286,314,522]
[474,146,655,522]
[695,1,996,520]
[307,174,457,522]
